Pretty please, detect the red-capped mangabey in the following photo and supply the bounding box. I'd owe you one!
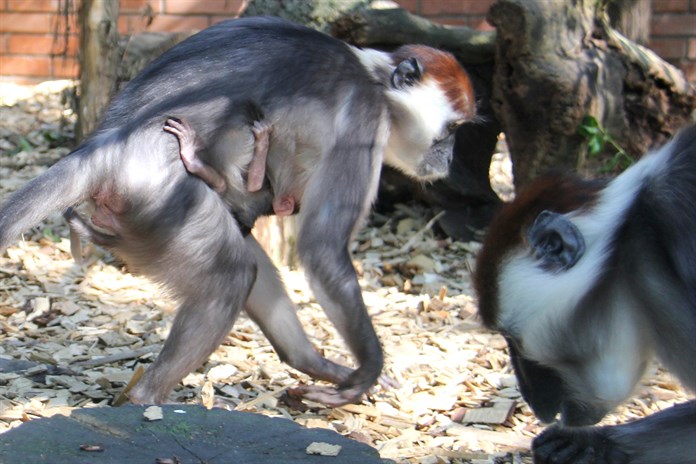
[474,125,696,464]
[0,17,475,407]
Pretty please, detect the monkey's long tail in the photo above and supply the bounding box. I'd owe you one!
[0,142,101,251]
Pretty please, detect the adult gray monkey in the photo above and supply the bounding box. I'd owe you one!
[475,126,696,463]
[0,17,475,406]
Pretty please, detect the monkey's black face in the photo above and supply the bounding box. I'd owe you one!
[505,336,609,426]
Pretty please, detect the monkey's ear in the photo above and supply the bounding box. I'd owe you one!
[391,58,423,89]
[528,210,585,271]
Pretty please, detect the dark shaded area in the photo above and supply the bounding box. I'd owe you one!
[0,405,389,464]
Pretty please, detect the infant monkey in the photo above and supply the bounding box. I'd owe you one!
[66,109,294,262]
[164,114,296,217]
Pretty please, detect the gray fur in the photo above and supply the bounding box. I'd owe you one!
[0,17,469,405]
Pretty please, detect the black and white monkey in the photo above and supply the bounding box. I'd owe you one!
[0,17,476,406]
[475,125,696,464]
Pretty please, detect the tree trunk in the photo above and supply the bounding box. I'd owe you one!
[242,0,371,32]
[76,0,119,141]
[330,6,495,64]
[488,0,695,186]
[607,0,650,46]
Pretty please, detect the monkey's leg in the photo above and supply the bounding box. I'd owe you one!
[64,207,120,263]
[127,188,255,404]
[246,119,271,192]
[244,235,353,383]
[164,118,227,193]
[287,131,386,406]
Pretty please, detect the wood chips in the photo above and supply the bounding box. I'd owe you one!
[0,81,692,463]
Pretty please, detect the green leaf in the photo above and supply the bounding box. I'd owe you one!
[588,136,604,155]
[43,228,61,243]
[18,137,33,153]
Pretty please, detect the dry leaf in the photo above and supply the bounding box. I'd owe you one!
[306,442,341,456]
[143,405,163,422]
[201,380,215,410]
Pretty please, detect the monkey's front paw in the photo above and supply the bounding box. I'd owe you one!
[533,425,629,464]
[287,385,364,407]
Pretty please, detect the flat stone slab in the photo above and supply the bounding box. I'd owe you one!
[0,405,390,463]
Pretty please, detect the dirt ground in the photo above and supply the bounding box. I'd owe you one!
[0,81,691,463]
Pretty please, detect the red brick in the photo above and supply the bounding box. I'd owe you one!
[394,0,421,14]
[50,33,78,55]
[7,32,77,54]
[650,37,688,60]
[651,13,696,36]
[435,14,494,31]
[120,0,162,14]
[681,61,696,82]
[118,13,157,35]
[688,38,696,59]
[6,33,52,53]
[7,0,60,12]
[0,12,53,32]
[164,0,245,15]
[50,54,76,78]
[146,14,209,32]
[422,0,494,16]
[435,17,469,26]
[652,0,690,13]
[0,54,49,75]
[118,14,143,35]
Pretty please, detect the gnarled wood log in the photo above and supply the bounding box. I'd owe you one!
[488,0,695,186]
[76,0,119,141]
[330,6,495,64]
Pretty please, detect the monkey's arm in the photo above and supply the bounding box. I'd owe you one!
[533,400,696,464]
[164,118,227,193]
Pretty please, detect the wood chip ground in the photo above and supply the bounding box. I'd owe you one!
[0,81,692,463]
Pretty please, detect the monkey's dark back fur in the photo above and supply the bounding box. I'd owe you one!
[100,17,378,140]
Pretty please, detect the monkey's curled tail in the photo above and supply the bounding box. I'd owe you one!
[0,142,103,251]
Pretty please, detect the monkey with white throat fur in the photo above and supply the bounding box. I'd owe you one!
[0,17,475,406]
[475,125,696,464]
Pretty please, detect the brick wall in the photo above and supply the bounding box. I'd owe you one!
[651,0,696,81]
[0,0,694,84]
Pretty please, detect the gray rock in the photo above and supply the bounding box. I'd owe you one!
[0,405,390,463]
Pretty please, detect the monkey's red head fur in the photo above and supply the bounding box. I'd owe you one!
[382,45,476,181]
[391,45,475,121]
